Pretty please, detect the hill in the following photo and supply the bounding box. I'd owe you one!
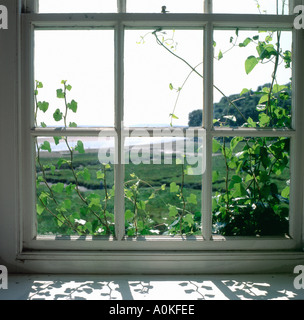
[188,83,291,127]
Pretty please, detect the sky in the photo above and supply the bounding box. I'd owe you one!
[35,0,291,127]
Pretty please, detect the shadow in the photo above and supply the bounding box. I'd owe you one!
[0,274,303,300]
[177,274,301,300]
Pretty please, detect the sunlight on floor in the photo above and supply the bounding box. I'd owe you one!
[0,274,303,300]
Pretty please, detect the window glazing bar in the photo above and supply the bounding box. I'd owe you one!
[114,23,125,241]
[22,13,294,29]
[212,127,296,137]
[202,22,213,241]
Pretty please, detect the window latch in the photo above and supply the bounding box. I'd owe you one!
[161,6,169,14]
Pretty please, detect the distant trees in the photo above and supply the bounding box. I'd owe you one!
[188,109,203,127]
[188,83,291,127]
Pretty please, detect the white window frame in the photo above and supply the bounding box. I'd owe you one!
[0,0,303,274]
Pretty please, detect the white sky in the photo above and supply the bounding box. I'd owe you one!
[35,0,291,127]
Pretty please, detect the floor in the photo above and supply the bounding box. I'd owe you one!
[0,273,304,300]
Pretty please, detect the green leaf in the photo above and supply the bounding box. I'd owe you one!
[69,122,77,128]
[212,170,219,183]
[50,165,56,175]
[53,136,61,145]
[257,43,277,60]
[87,197,101,210]
[231,182,247,198]
[260,147,271,169]
[176,158,183,165]
[170,113,179,119]
[245,56,259,74]
[240,88,249,96]
[281,186,290,198]
[40,141,51,153]
[169,83,174,90]
[259,113,270,127]
[272,84,287,94]
[77,167,91,181]
[212,139,221,153]
[230,136,243,151]
[53,109,63,122]
[170,182,179,193]
[56,214,64,227]
[67,100,77,113]
[229,175,242,190]
[247,117,256,127]
[36,203,45,215]
[138,200,146,211]
[187,193,197,205]
[218,50,223,60]
[85,221,92,234]
[222,145,232,159]
[37,101,49,113]
[245,174,253,183]
[239,37,252,47]
[66,84,72,91]
[149,192,155,199]
[258,94,269,104]
[63,199,72,210]
[125,209,134,221]
[36,81,43,89]
[65,183,75,195]
[283,50,292,68]
[183,214,194,227]
[83,168,91,181]
[75,140,85,154]
[185,166,193,175]
[41,122,47,128]
[51,182,64,193]
[39,192,49,206]
[169,206,178,217]
[96,170,105,180]
[56,89,65,98]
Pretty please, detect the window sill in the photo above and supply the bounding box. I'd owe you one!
[22,234,297,251]
[16,248,304,274]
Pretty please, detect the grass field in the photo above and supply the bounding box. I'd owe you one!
[36,137,290,236]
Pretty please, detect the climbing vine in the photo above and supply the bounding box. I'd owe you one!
[35,1,291,237]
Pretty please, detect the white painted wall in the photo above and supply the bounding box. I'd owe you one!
[0,0,22,272]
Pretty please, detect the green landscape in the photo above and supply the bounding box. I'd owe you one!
[35,27,292,238]
[36,83,291,237]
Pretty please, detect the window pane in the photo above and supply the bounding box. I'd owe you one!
[213,0,289,14]
[213,30,292,128]
[35,136,115,236]
[34,30,114,127]
[124,29,203,127]
[38,0,117,13]
[127,0,204,13]
[124,134,203,237]
[212,136,290,237]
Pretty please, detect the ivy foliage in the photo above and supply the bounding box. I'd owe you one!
[35,24,291,238]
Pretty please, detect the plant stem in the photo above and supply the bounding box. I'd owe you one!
[179,164,186,236]
[152,30,248,123]
[61,82,111,234]
[222,138,230,215]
